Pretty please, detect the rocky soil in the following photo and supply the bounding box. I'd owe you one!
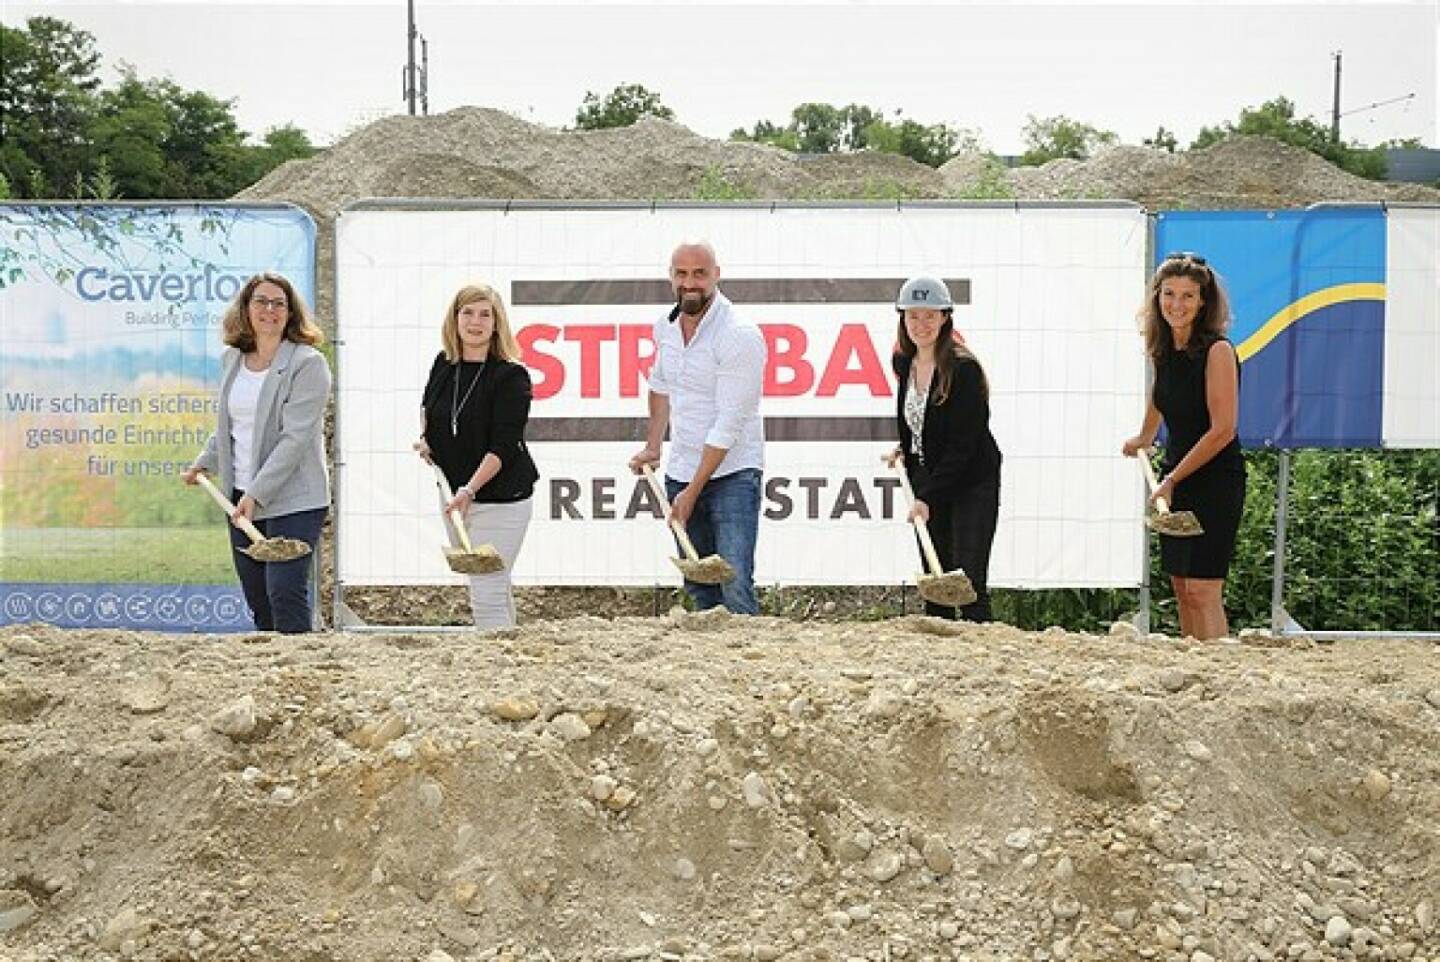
[3,616,1437,962]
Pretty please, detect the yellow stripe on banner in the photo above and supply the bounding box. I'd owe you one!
[1237,282,1386,362]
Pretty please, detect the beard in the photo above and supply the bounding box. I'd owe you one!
[677,288,713,316]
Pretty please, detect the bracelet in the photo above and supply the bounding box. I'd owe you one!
[459,485,475,499]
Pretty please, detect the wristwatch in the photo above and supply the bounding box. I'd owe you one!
[460,485,476,499]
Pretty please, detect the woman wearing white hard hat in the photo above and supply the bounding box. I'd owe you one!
[886,275,1002,621]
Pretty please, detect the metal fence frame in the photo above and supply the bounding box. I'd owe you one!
[326,199,1437,639]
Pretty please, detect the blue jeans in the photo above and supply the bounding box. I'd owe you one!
[229,491,326,633]
[665,468,761,615]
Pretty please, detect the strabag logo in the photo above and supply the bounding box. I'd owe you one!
[516,275,971,442]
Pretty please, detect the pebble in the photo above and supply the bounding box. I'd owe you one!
[270,786,296,803]
[869,852,904,883]
[938,921,959,940]
[922,836,954,875]
[741,772,770,808]
[846,903,873,922]
[418,780,444,810]
[607,786,637,811]
[1191,952,1215,962]
[754,945,781,961]
[1183,740,1213,762]
[98,907,152,951]
[1361,770,1391,802]
[491,697,539,721]
[827,910,852,929]
[1109,620,1142,640]
[1425,689,1440,710]
[1052,855,1075,882]
[1325,916,1352,946]
[591,775,618,801]
[1113,908,1138,931]
[1005,829,1033,850]
[210,695,258,739]
[1416,900,1433,933]
[549,713,592,741]
[1051,896,1081,921]
[425,951,456,962]
[1157,669,1188,693]
[696,737,719,757]
[672,858,697,881]
[0,891,38,934]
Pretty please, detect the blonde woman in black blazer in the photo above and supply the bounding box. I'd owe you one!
[414,283,538,628]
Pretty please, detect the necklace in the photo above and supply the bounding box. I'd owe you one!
[450,363,484,436]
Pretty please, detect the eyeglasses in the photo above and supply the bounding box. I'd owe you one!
[1163,251,1208,266]
[251,296,289,311]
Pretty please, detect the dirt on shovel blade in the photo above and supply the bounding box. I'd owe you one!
[240,537,311,562]
[671,554,735,585]
[444,546,505,575]
[917,572,977,607]
[1148,511,1204,537]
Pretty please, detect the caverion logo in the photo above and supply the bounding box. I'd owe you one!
[74,266,249,303]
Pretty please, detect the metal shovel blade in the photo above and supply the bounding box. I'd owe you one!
[443,545,505,575]
[917,570,978,608]
[670,554,736,585]
[239,537,311,563]
[1147,509,1204,538]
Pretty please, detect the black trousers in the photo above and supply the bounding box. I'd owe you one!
[910,468,1000,622]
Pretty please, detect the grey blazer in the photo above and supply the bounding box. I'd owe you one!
[193,340,331,520]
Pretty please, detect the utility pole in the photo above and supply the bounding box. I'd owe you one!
[1330,50,1342,143]
[405,0,418,116]
[420,35,430,116]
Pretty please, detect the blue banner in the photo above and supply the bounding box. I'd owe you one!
[0,203,316,632]
[1154,208,1386,448]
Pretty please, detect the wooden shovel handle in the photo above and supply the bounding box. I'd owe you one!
[892,464,946,577]
[194,473,266,544]
[431,464,476,553]
[640,464,702,562]
[1136,449,1173,514]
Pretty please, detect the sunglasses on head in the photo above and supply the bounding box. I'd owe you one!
[1163,251,1208,266]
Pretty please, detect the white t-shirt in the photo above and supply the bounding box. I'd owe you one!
[228,365,267,492]
[647,292,766,483]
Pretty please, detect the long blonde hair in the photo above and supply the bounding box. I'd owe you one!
[221,272,324,351]
[440,283,521,363]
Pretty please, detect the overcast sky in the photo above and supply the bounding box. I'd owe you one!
[7,0,1437,153]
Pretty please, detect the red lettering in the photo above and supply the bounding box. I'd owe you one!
[518,325,565,400]
[563,325,617,398]
[815,323,889,397]
[618,324,656,399]
[761,323,814,397]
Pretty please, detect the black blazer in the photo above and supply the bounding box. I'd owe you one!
[893,351,1002,502]
[422,353,539,502]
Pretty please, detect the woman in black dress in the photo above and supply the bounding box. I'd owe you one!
[414,283,538,628]
[888,275,1002,621]
[1123,253,1245,640]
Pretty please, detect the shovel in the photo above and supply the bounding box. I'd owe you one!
[640,463,736,585]
[1137,450,1204,538]
[891,459,978,608]
[194,474,312,563]
[431,464,505,575]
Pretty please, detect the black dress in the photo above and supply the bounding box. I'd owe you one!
[1153,339,1246,579]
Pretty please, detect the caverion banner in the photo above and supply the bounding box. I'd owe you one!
[334,201,1151,593]
[0,203,316,631]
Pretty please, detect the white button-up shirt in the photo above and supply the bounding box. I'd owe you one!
[648,291,766,483]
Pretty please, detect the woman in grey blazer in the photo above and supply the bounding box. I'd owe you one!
[182,273,331,633]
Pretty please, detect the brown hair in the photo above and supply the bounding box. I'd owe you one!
[440,283,521,363]
[1141,254,1231,361]
[221,272,324,351]
[895,310,989,404]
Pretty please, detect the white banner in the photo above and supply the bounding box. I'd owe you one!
[1385,206,1440,449]
[336,203,1148,588]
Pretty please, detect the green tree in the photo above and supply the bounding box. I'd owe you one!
[790,102,846,154]
[574,82,675,130]
[863,117,964,168]
[1020,114,1118,165]
[1191,96,1387,180]
[1143,125,1179,153]
[0,17,102,197]
[729,119,799,151]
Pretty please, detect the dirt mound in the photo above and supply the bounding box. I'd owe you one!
[3,619,1438,961]
[1011,137,1440,209]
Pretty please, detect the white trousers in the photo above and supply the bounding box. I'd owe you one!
[440,493,532,629]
